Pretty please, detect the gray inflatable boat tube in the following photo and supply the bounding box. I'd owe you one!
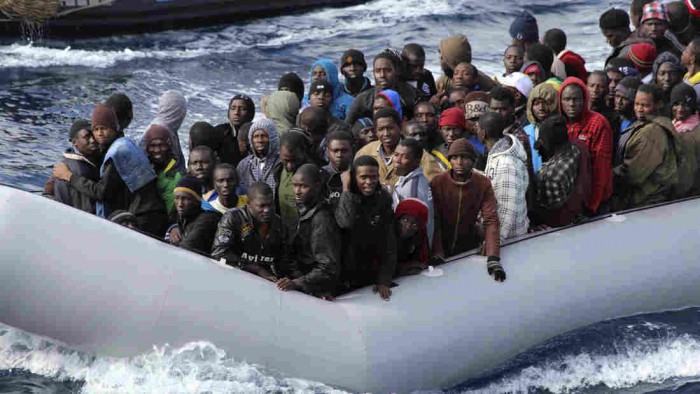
[0,184,699,392]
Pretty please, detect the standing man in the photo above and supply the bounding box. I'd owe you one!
[53,119,100,213]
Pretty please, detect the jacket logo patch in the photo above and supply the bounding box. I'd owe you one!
[578,135,588,141]
[240,223,254,237]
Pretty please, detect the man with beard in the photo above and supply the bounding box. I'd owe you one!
[414,101,441,152]
[52,119,101,213]
[639,2,682,56]
[53,104,167,237]
[144,124,181,216]
[214,94,255,166]
[402,121,429,151]
[339,49,372,97]
[587,71,616,127]
[211,181,284,282]
[187,146,217,201]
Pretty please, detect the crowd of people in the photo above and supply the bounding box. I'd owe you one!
[43,0,700,301]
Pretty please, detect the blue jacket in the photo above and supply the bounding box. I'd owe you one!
[303,59,354,120]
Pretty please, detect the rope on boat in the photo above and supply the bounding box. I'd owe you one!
[0,0,60,22]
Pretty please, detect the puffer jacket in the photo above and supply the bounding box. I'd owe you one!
[484,135,530,241]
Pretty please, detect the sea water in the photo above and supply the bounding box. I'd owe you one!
[3,0,700,392]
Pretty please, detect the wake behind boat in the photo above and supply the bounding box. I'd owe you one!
[0,0,368,37]
[1,184,699,392]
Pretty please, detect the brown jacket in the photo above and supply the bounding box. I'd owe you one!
[430,170,500,258]
[355,140,443,188]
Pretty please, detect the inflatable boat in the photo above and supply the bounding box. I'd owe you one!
[0,0,367,37]
[0,183,699,393]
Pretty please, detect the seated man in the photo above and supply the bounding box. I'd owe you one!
[144,124,181,216]
[169,175,221,255]
[53,119,100,213]
[207,163,246,214]
[336,156,397,300]
[533,116,591,227]
[430,138,505,282]
[188,145,217,201]
[53,104,168,237]
[276,164,341,299]
[395,198,430,277]
[391,138,434,241]
[211,181,284,282]
[321,131,354,208]
[355,108,442,189]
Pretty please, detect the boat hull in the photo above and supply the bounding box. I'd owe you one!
[0,184,699,392]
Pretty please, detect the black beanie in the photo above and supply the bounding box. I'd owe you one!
[670,83,697,109]
[599,8,630,29]
[340,49,367,70]
[278,73,305,103]
[510,10,539,42]
[69,119,91,141]
[174,175,203,201]
[309,80,333,96]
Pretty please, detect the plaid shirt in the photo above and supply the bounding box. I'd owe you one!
[537,143,581,209]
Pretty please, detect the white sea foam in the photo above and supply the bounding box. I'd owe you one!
[461,335,700,394]
[0,323,347,393]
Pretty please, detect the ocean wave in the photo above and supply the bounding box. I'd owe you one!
[0,323,345,394]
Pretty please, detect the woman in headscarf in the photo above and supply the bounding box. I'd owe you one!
[264,91,300,135]
[214,94,256,166]
[144,90,188,175]
[302,58,354,120]
[236,119,280,195]
[523,82,558,174]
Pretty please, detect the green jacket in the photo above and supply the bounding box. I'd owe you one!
[156,159,181,215]
[613,116,678,209]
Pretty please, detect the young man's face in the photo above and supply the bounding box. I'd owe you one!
[607,70,623,95]
[373,58,396,90]
[440,126,464,145]
[560,85,585,120]
[341,62,365,80]
[452,64,478,89]
[601,28,627,48]
[489,99,515,124]
[681,43,695,68]
[375,116,402,152]
[354,165,379,196]
[373,96,393,115]
[213,167,238,201]
[656,63,680,92]
[532,98,552,123]
[310,91,333,110]
[292,172,319,207]
[228,99,250,127]
[92,125,118,150]
[146,138,171,166]
[174,191,199,218]
[327,139,353,171]
[449,154,473,179]
[73,129,99,158]
[587,74,608,103]
[356,125,377,147]
[641,19,668,40]
[403,124,428,149]
[392,145,420,176]
[280,145,304,173]
[503,47,524,74]
[251,130,270,157]
[403,53,425,81]
[414,103,438,132]
[672,102,693,122]
[448,90,467,111]
[397,214,419,239]
[188,150,215,184]
[634,91,656,122]
[614,91,633,116]
[247,194,273,222]
[311,66,327,83]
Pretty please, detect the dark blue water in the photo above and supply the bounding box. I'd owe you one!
[4,0,700,392]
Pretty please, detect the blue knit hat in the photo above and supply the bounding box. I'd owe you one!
[509,10,539,43]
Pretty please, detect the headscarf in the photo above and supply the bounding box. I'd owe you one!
[304,59,353,119]
[264,91,300,134]
[149,90,187,174]
[377,89,402,119]
[526,82,558,124]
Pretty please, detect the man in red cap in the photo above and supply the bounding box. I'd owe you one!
[53,103,168,237]
[429,138,505,283]
[394,198,430,277]
[627,42,658,79]
[433,107,467,170]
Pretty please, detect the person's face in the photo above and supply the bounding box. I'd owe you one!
[614,91,633,115]
[341,62,365,80]
[228,99,250,127]
[681,43,695,68]
[414,104,437,132]
[248,194,273,222]
[373,58,396,90]
[453,64,478,89]
[188,150,215,184]
[601,28,627,48]
[356,125,377,147]
[448,91,467,110]
[561,85,585,120]
[642,19,668,40]
[532,98,552,123]
[373,96,392,114]
[634,91,656,122]
[404,54,425,81]
[449,154,473,179]
[327,139,352,171]
[607,71,623,95]
[504,47,524,74]
[251,129,270,157]
[213,167,237,200]
[672,102,692,122]
[656,63,680,92]
[310,91,333,110]
[174,191,199,218]
[526,71,543,86]
[440,126,464,145]
[238,134,250,158]
[146,138,171,165]
[354,165,379,196]
[311,66,327,83]
[293,173,319,207]
[398,214,419,239]
[92,125,118,150]
[403,124,428,147]
[587,74,607,102]
[474,121,486,142]
[392,145,419,176]
[489,99,514,123]
[73,129,99,157]
[375,117,401,152]
[280,145,303,173]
